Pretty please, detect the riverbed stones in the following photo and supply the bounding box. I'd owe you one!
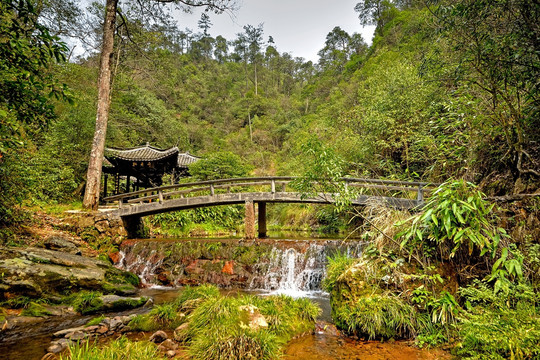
[149,330,168,343]
[158,339,178,351]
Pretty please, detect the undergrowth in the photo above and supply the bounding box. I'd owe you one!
[129,284,320,360]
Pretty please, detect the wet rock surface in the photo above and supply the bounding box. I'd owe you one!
[0,247,138,299]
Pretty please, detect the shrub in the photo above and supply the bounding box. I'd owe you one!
[333,292,423,340]
[398,180,504,265]
[454,281,540,359]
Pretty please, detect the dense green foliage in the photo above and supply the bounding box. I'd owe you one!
[1,0,537,222]
[324,180,539,358]
[0,0,538,356]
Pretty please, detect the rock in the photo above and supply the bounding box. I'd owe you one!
[109,251,121,264]
[239,305,268,330]
[174,323,189,342]
[94,220,109,233]
[41,353,57,360]
[53,326,86,338]
[149,330,168,343]
[96,325,109,335]
[47,340,68,354]
[0,247,137,298]
[221,261,234,275]
[85,325,99,333]
[158,339,178,351]
[165,350,176,358]
[109,316,123,331]
[43,235,81,255]
[99,295,148,313]
[67,330,88,341]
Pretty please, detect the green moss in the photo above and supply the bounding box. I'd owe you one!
[104,268,140,287]
[20,302,52,317]
[109,297,147,311]
[86,315,105,327]
[71,291,104,315]
[101,282,136,296]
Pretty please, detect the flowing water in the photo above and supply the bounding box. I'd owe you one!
[0,237,448,359]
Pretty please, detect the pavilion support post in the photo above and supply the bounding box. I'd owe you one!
[245,200,256,240]
[126,171,131,194]
[258,202,267,238]
[122,216,148,239]
[103,174,108,198]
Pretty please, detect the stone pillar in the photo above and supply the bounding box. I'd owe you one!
[122,216,148,239]
[245,200,256,240]
[258,202,267,238]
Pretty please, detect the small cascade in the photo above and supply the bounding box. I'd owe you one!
[116,247,165,285]
[114,239,363,292]
[250,241,363,297]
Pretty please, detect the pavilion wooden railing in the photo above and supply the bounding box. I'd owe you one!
[102,176,440,209]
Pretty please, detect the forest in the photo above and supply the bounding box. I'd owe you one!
[0,0,539,359]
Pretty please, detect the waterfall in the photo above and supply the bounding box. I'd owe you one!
[115,239,363,294]
[249,242,362,297]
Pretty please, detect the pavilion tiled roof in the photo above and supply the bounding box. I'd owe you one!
[105,144,179,162]
[177,152,201,168]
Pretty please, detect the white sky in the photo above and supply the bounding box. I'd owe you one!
[173,0,375,62]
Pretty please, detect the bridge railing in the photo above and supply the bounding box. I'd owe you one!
[102,176,440,209]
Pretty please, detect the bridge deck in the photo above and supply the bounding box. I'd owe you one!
[114,191,419,218]
[103,176,438,219]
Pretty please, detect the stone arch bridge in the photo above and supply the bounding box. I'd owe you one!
[102,177,438,239]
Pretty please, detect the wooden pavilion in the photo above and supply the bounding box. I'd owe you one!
[102,143,200,197]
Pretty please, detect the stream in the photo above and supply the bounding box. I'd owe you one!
[0,237,448,359]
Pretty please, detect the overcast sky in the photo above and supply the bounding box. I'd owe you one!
[173,0,375,62]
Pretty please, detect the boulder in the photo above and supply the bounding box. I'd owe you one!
[43,236,81,255]
[0,247,138,299]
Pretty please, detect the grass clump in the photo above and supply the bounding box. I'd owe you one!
[71,291,104,315]
[189,328,279,360]
[332,293,421,339]
[183,287,320,360]
[59,336,165,360]
[130,284,320,360]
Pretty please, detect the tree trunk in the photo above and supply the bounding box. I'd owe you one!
[82,0,118,210]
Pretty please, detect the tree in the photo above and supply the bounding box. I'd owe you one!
[83,0,238,210]
[188,151,251,180]
[433,0,540,180]
[0,0,69,224]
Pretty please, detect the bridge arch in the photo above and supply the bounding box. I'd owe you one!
[102,177,436,239]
